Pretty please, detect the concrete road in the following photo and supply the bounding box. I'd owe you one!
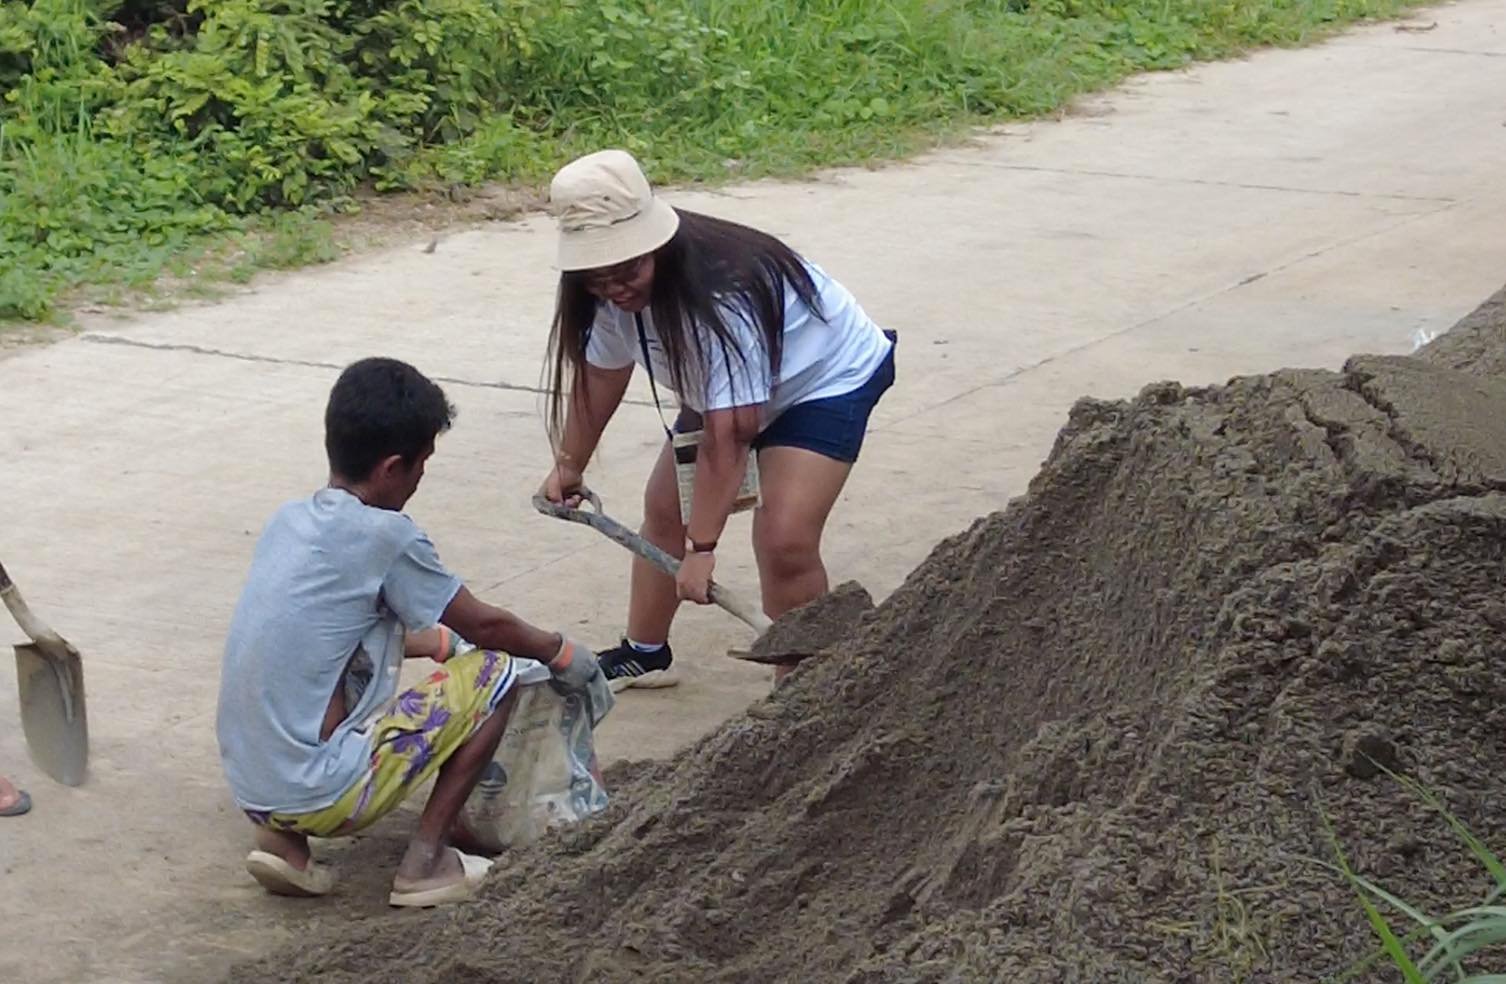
[3,4,1505,981]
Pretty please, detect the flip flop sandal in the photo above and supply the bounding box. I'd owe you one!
[388,849,494,908]
[245,850,335,897]
[0,790,30,817]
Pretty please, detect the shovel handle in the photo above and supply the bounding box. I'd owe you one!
[533,492,772,633]
[0,559,67,648]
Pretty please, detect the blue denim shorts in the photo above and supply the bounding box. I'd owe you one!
[753,330,897,464]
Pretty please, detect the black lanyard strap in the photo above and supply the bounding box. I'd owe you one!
[634,312,676,442]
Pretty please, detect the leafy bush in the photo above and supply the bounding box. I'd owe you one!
[1,0,1430,320]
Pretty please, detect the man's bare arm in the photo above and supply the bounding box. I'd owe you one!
[439,586,562,663]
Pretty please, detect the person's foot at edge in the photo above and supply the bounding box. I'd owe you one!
[0,775,31,817]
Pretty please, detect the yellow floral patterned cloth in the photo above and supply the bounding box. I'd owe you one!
[245,648,516,837]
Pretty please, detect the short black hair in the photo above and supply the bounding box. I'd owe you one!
[325,358,455,480]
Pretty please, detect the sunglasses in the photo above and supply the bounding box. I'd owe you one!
[580,254,650,291]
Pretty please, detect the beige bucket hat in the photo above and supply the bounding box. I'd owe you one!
[550,150,681,272]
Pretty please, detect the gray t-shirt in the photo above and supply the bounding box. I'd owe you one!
[216,488,462,813]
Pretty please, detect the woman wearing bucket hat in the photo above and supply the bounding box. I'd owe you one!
[539,149,896,690]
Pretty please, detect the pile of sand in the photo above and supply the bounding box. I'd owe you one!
[253,286,1506,983]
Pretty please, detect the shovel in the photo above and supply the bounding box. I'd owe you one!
[0,560,88,786]
[532,492,801,664]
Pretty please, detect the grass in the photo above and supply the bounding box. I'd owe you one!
[1,0,1439,325]
[1324,770,1506,983]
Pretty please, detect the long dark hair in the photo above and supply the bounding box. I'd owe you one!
[545,209,823,446]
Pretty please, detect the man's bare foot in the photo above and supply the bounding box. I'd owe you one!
[449,815,497,857]
[394,839,464,886]
[254,824,313,870]
[389,846,493,907]
[246,825,332,896]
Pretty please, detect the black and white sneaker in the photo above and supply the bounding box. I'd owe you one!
[599,640,678,692]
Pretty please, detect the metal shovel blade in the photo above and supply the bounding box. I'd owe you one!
[15,641,88,786]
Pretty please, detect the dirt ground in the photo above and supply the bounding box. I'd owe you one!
[2,5,1505,983]
[255,283,1506,983]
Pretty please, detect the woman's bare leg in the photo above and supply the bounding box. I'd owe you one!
[625,441,685,646]
[752,446,854,680]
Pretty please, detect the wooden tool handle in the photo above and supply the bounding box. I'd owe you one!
[533,493,772,633]
[0,559,65,647]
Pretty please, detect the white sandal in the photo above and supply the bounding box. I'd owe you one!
[388,848,494,908]
[245,850,335,897]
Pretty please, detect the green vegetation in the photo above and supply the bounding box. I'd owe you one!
[2,0,1428,321]
[1326,774,1506,982]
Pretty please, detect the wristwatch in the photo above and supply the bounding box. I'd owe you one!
[688,539,718,554]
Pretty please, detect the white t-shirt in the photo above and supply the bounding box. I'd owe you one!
[585,261,892,421]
